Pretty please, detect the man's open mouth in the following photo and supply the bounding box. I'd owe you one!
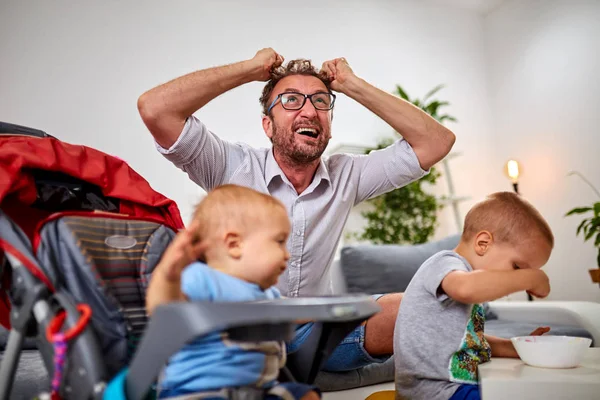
[295,127,319,138]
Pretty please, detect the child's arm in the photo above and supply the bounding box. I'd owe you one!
[440,268,550,304]
[485,327,550,358]
[146,228,207,315]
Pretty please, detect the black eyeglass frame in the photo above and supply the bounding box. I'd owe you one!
[267,91,336,114]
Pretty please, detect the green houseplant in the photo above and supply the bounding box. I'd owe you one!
[565,171,600,284]
[354,84,456,245]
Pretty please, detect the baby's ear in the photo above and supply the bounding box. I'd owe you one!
[224,232,242,259]
[474,231,493,256]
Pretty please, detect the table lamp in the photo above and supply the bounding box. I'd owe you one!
[505,159,520,194]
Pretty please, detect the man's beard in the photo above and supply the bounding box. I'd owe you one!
[271,120,331,164]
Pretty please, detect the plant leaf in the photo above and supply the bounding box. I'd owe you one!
[594,202,600,216]
[585,231,594,242]
[595,232,600,247]
[395,85,410,101]
[425,101,450,117]
[584,224,598,241]
[439,115,457,123]
[576,219,589,236]
[565,207,592,216]
[423,84,445,102]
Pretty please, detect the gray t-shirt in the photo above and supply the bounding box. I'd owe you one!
[393,250,492,400]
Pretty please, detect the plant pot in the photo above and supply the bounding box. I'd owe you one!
[589,269,600,284]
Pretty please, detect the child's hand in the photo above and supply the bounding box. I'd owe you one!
[526,270,551,299]
[160,227,208,282]
[493,327,550,358]
[529,326,550,336]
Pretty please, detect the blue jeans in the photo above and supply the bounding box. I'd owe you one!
[450,384,481,400]
[287,294,389,372]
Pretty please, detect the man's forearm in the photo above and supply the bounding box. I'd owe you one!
[341,76,455,170]
[138,60,262,148]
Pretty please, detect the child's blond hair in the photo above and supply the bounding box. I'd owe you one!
[462,191,554,247]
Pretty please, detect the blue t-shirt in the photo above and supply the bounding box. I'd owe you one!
[159,262,283,395]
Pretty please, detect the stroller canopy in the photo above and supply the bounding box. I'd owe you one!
[0,135,184,238]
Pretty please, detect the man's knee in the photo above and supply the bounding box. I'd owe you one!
[363,292,403,356]
[370,292,403,326]
[376,292,402,312]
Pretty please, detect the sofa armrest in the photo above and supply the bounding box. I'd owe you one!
[487,301,600,346]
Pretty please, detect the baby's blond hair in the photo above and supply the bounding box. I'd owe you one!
[462,192,554,247]
[191,184,286,243]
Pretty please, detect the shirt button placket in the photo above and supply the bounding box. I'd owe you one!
[290,199,305,297]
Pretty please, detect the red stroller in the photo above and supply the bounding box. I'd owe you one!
[0,121,184,399]
[0,122,379,400]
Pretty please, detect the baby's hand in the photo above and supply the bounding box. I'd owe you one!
[160,227,208,282]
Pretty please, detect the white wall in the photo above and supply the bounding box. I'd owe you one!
[484,0,600,302]
[3,0,597,301]
[0,0,493,229]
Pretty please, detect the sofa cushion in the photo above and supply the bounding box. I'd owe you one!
[339,235,499,319]
[340,235,461,295]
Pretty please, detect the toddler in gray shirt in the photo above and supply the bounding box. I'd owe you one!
[394,192,554,400]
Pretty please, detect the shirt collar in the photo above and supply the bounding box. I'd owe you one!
[265,148,331,189]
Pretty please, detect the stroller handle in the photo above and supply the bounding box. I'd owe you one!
[0,121,51,138]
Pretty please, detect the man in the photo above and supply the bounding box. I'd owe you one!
[138,48,455,372]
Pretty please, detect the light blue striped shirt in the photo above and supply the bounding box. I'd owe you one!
[156,116,427,296]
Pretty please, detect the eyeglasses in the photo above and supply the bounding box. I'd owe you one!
[267,91,336,114]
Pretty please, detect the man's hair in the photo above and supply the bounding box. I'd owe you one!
[259,59,331,116]
[462,191,554,247]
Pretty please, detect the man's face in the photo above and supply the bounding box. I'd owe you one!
[262,75,333,164]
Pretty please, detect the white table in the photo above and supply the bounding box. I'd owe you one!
[479,348,600,400]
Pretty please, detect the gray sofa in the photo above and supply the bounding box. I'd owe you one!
[314,234,595,392]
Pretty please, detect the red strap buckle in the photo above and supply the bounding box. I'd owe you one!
[46,304,92,343]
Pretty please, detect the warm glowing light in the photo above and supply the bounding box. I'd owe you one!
[505,159,520,183]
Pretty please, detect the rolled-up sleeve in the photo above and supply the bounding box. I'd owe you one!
[155,116,246,191]
[353,138,429,204]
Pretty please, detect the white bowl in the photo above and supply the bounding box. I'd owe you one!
[511,335,592,369]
